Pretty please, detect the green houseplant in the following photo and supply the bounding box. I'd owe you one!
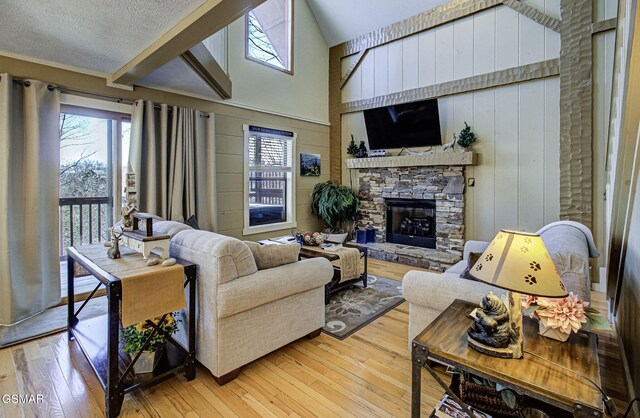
[311,181,360,238]
[121,313,179,374]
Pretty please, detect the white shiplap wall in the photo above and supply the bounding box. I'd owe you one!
[340,0,615,243]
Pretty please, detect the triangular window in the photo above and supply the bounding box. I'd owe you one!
[246,0,293,74]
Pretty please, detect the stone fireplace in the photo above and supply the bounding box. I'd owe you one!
[347,153,474,272]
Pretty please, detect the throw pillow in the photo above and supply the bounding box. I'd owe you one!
[460,252,482,280]
[243,241,301,270]
[185,215,200,230]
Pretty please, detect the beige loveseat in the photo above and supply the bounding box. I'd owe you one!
[154,221,334,384]
[401,221,599,349]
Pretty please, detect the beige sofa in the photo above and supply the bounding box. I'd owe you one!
[401,222,599,349]
[154,221,334,384]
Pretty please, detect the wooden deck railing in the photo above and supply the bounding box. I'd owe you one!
[59,197,110,258]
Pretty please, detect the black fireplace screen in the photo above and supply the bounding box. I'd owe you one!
[386,199,436,248]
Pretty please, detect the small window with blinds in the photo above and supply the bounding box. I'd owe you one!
[243,125,297,234]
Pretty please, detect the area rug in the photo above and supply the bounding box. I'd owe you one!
[323,274,404,340]
[0,296,106,348]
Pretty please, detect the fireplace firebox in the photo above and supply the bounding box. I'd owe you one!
[385,199,436,248]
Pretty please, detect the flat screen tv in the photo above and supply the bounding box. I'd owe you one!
[363,98,441,150]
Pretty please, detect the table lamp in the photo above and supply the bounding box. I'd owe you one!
[467,230,567,359]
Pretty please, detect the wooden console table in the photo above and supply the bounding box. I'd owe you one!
[67,246,197,418]
[412,299,604,418]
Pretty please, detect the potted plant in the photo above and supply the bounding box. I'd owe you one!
[121,313,179,373]
[310,181,360,242]
[522,293,610,342]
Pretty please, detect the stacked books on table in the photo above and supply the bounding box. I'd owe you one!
[433,394,492,418]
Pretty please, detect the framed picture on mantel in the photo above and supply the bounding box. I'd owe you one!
[300,153,321,176]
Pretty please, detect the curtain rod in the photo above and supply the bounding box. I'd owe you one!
[2,75,211,118]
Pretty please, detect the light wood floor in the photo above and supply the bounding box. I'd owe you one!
[0,259,628,417]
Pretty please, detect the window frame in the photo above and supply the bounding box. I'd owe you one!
[243,124,297,235]
[244,0,294,75]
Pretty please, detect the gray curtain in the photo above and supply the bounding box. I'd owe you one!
[129,100,217,231]
[0,74,61,325]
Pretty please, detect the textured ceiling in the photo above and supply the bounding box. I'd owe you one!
[305,0,450,47]
[0,0,206,74]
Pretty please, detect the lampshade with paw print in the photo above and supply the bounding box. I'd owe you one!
[468,230,568,297]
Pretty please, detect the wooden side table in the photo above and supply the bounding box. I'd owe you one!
[411,299,604,418]
[67,246,197,418]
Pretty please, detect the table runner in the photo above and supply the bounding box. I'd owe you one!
[303,246,362,281]
[75,245,185,327]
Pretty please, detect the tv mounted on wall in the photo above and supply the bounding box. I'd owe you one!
[363,98,442,150]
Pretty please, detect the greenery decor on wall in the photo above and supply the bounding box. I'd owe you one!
[456,122,477,149]
[311,181,360,233]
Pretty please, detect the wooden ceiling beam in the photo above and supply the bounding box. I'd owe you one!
[109,0,264,86]
[181,43,232,99]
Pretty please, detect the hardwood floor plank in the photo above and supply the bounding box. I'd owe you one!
[0,347,23,418]
[12,346,65,417]
[256,360,351,417]
[46,335,104,418]
[242,367,317,418]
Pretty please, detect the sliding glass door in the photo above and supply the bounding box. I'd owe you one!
[58,106,130,259]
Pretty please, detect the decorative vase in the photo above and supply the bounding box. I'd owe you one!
[538,322,570,342]
[133,346,164,374]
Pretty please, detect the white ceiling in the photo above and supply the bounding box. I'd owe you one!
[305,0,450,47]
[0,0,206,74]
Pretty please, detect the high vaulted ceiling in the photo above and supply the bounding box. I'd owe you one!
[0,0,452,99]
[0,0,206,74]
[306,0,450,47]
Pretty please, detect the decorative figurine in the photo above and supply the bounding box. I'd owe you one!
[443,133,456,151]
[107,229,124,259]
[122,168,138,230]
[356,140,368,158]
[467,292,521,358]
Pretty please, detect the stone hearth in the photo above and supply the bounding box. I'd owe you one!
[355,165,466,272]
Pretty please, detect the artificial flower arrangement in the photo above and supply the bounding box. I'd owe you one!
[121,313,179,373]
[522,293,610,341]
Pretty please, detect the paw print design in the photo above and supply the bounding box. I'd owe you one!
[520,246,529,253]
[475,263,483,271]
[529,261,541,271]
[559,281,566,291]
[524,237,533,244]
[525,274,537,285]
[485,254,494,262]
[497,233,504,240]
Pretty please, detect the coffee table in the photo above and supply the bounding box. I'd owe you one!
[412,299,604,418]
[258,237,368,303]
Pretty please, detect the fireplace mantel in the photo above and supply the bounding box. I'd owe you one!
[345,151,476,169]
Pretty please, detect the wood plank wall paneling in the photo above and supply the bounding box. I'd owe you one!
[339,3,567,241]
[213,106,328,240]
